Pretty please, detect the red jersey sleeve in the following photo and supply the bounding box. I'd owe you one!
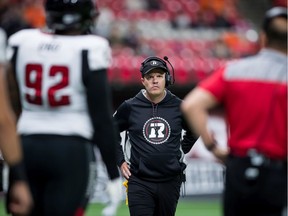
[198,66,226,103]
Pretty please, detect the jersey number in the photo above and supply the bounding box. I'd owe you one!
[25,64,70,107]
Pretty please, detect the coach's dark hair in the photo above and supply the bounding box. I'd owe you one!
[263,7,287,49]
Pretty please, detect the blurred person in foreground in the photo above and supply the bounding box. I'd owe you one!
[0,27,32,216]
[181,6,287,216]
[114,56,198,216]
[5,0,120,215]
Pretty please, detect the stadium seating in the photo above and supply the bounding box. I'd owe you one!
[97,0,259,85]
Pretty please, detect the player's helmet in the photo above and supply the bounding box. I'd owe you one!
[45,0,99,32]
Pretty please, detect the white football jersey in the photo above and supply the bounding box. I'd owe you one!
[7,29,111,139]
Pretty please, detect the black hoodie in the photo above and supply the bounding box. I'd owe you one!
[114,89,198,182]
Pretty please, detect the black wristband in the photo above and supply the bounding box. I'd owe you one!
[206,142,217,151]
[9,161,27,182]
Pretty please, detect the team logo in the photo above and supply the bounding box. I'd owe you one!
[150,60,159,66]
[143,117,171,145]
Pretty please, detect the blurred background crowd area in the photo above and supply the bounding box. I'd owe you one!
[0,0,287,87]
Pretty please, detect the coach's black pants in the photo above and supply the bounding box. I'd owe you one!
[128,174,181,216]
[224,155,287,216]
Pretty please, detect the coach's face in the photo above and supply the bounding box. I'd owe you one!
[141,69,166,97]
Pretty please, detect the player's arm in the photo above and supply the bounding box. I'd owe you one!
[181,87,228,163]
[6,47,22,120]
[0,65,33,215]
[0,66,22,165]
[85,67,120,180]
[1,30,32,215]
[0,29,22,163]
[181,67,225,151]
[181,88,218,148]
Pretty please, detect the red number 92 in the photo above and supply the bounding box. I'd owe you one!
[25,64,70,107]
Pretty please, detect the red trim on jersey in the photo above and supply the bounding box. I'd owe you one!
[74,208,84,216]
[199,66,287,159]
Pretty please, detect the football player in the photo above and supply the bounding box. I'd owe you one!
[5,0,120,215]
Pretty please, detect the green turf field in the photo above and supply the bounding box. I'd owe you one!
[0,196,222,216]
